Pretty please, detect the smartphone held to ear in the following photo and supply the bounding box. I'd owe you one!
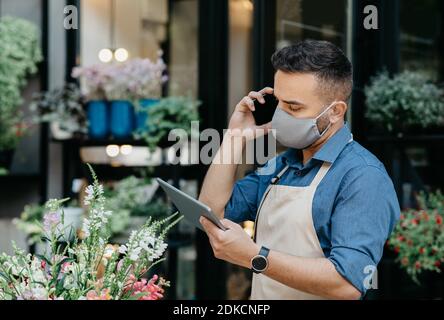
[252,93,279,125]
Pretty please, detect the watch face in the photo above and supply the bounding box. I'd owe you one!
[252,255,268,272]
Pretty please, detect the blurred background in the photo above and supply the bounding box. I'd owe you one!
[0,0,444,300]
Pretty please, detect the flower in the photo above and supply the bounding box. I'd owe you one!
[86,288,112,300]
[125,274,168,300]
[84,185,95,205]
[19,287,48,300]
[118,245,127,254]
[43,212,60,233]
[389,190,444,283]
[73,56,167,102]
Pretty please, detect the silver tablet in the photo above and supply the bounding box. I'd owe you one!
[156,178,227,231]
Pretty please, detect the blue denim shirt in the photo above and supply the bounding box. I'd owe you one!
[225,123,401,296]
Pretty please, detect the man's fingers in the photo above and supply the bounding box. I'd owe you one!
[259,87,274,96]
[239,96,255,112]
[200,216,220,238]
[221,219,238,229]
[248,91,265,104]
[238,88,274,113]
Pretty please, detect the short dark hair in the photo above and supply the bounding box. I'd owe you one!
[271,40,353,102]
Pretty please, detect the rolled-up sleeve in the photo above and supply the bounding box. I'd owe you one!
[328,165,400,296]
[224,171,260,223]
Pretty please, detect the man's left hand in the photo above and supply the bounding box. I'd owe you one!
[199,216,260,269]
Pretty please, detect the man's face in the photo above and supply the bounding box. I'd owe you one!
[273,70,332,133]
[273,70,328,119]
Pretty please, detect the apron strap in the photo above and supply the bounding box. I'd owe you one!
[309,162,332,187]
[309,134,352,187]
[253,164,290,242]
[271,164,291,184]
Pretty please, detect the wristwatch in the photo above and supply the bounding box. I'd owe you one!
[251,246,270,274]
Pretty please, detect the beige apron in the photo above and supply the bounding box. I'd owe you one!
[250,161,332,300]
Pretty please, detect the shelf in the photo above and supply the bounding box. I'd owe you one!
[367,134,444,143]
[0,173,41,182]
[52,137,147,147]
[81,163,202,181]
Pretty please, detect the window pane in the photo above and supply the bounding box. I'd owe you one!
[400,0,444,80]
[276,0,348,51]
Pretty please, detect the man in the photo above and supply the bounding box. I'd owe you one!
[198,40,400,300]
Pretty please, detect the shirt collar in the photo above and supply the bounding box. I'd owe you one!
[281,123,353,168]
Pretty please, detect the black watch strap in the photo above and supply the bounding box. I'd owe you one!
[251,246,270,274]
[259,246,270,258]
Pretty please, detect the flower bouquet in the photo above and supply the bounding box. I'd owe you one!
[0,165,182,300]
[388,190,444,283]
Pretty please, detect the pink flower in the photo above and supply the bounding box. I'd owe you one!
[43,212,60,232]
[61,261,71,273]
[126,274,165,300]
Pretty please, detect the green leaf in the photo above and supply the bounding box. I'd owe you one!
[126,292,149,300]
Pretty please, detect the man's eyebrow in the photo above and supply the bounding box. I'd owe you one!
[273,92,306,106]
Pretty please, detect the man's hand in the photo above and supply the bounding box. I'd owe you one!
[200,216,260,269]
[228,87,274,140]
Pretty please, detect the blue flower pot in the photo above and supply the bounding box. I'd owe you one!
[135,99,160,132]
[110,100,134,139]
[87,100,109,139]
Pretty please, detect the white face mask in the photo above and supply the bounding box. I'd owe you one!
[271,101,336,150]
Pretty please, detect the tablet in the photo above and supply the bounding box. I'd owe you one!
[156,178,227,231]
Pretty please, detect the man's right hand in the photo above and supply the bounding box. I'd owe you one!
[228,87,274,140]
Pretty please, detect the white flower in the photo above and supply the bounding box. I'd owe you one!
[129,247,142,261]
[118,245,127,254]
[81,218,90,237]
[83,185,94,206]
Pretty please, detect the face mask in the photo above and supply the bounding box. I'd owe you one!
[271,101,336,150]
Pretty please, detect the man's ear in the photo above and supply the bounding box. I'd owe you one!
[331,101,347,123]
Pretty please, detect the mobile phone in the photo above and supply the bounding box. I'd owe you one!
[253,93,279,126]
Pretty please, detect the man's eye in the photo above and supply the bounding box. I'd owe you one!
[289,105,301,112]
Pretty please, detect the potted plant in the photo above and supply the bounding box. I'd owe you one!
[388,190,444,290]
[29,83,87,140]
[106,175,172,242]
[126,56,167,133]
[102,62,135,139]
[365,71,444,135]
[72,64,109,139]
[0,16,42,170]
[137,96,201,150]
